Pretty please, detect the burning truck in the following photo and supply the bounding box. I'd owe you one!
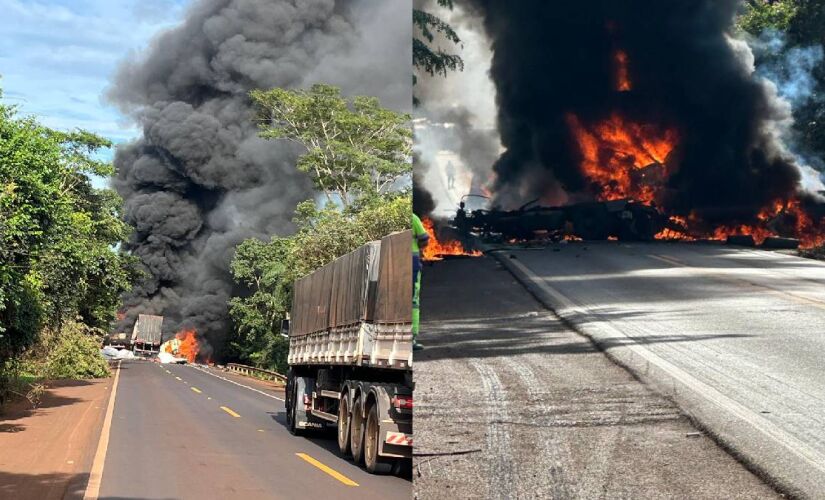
[419,1,825,250]
[284,230,412,474]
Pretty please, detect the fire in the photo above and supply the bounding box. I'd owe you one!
[614,50,631,92]
[567,113,678,204]
[525,42,825,248]
[422,217,482,261]
[163,329,200,363]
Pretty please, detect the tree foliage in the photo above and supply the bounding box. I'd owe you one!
[230,85,411,373]
[738,0,825,170]
[250,84,411,209]
[0,90,136,394]
[413,0,464,78]
[738,0,798,35]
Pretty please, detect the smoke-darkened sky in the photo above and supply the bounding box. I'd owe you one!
[110,0,411,355]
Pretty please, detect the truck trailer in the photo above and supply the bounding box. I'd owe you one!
[285,230,413,474]
[131,314,163,355]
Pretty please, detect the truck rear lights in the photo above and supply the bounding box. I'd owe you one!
[392,395,413,410]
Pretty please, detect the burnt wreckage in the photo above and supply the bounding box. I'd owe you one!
[451,198,671,242]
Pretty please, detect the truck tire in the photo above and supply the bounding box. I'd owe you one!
[287,377,302,436]
[364,402,391,473]
[337,392,352,456]
[350,396,366,464]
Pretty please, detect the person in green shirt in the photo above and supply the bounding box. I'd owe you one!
[412,213,429,351]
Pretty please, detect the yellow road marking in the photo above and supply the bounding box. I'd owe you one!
[295,453,359,486]
[220,406,241,418]
[257,429,265,432]
[175,376,182,381]
[83,360,122,499]
[191,387,202,394]
[165,370,171,374]
[207,397,212,400]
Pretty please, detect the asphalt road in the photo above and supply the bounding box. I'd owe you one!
[498,241,825,498]
[414,255,777,499]
[97,360,409,500]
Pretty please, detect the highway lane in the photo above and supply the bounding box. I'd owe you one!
[415,255,777,499]
[97,360,409,500]
[499,241,825,497]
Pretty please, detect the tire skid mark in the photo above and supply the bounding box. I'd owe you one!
[469,359,515,500]
[503,357,574,499]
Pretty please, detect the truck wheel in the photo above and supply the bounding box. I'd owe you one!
[350,396,366,464]
[337,393,352,456]
[287,378,302,436]
[364,402,391,473]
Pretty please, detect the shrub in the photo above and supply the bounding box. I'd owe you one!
[45,322,109,379]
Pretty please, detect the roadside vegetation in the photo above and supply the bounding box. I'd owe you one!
[228,85,412,373]
[738,0,825,258]
[0,89,138,407]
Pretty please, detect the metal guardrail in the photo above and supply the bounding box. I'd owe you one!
[226,363,287,383]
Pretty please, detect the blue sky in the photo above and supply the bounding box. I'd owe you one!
[0,0,190,165]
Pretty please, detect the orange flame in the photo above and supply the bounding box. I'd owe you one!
[422,217,482,261]
[567,113,678,204]
[164,329,200,363]
[176,329,199,363]
[558,49,825,248]
[614,50,632,91]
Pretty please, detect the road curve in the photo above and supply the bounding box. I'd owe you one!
[497,241,825,498]
[97,360,409,500]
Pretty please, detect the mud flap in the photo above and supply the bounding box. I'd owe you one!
[295,377,325,431]
[371,385,412,459]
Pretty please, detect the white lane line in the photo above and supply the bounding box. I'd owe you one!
[506,255,825,477]
[187,365,284,402]
[83,360,122,500]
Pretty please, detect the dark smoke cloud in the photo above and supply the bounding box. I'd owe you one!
[110,0,410,357]
[465,0,814,223]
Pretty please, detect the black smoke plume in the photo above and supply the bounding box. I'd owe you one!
[109,0,410,357]
[465,0,821,225]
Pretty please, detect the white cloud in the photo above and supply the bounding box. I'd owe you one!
[0,0,189,156]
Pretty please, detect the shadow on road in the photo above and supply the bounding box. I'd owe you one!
[0,471,89,500]
[419,312,752,362]
[0,388,85,425]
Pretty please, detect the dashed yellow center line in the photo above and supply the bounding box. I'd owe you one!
[296,453,359,486]
[220,406,241,418]
[175,376,182,381]
[190,387,202,394]
[165,370,171,374]
[257,429,265,432]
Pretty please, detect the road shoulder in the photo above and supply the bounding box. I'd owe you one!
[0,377,112,500]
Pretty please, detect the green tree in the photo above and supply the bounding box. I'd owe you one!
[737,0,797,35]
[739,0,825,173]
[413,0,464,78]
[228,195,412,373]
[230,85,412,372]
[0,90,137,396]
[250,84,411,209]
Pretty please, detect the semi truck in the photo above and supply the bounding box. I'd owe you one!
[131,314,164,355]
[284,230,413,474]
